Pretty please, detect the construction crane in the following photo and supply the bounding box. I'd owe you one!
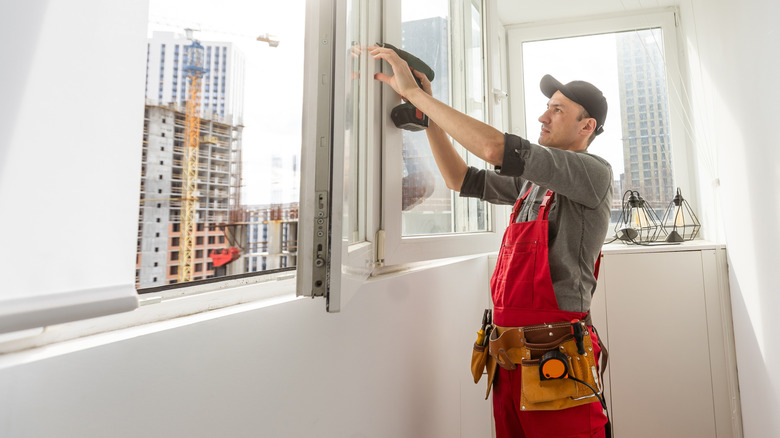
[256,33,280,47]
[179,29,207,284]
[142,24,279,282]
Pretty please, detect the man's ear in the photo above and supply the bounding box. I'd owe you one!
[580,118,596,136]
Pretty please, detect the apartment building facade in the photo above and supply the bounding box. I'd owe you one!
[145,31,246,124]
[616,29,675,210]
[136,105,243,288]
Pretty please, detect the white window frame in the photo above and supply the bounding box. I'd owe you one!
[297,0,383,312]
[328,0,384,312]
[505,8,696,210]
[379,0,507,267]
[485,0,509,145]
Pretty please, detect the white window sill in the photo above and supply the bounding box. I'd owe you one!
[0,274,300,360]
[0,253,492,362]
[0,242,721,363]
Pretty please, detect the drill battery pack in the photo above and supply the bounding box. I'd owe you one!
[378,42,435,131]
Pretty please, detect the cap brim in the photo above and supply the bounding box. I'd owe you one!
[540,74,566,99]
[540,74,607,136]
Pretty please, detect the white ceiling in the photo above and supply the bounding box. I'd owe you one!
[496,0,679,26]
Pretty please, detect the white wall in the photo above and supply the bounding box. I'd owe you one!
[0,1,146,298]
[0,257,493,438]
[3,0,777,436]
[0,2,492,437]
[677,1,780,436]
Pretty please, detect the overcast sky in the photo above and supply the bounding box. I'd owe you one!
[148,0,305,206]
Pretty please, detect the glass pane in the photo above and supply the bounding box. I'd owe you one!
[137,0,304,289]
[344,0,368,244]
[400,0,491,236]
[459,0,491,233]
[465,2,484,122]
[521,29,675,224]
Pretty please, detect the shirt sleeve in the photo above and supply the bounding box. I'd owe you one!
[498,133,613,209]
[459,166,524,205]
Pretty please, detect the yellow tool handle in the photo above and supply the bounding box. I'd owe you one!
[476,329,485,345]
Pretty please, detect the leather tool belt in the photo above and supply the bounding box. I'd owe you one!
[487,318,605,411]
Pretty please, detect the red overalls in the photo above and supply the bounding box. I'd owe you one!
[490,188,607,438]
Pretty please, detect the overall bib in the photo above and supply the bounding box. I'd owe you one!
[490,188,607,438]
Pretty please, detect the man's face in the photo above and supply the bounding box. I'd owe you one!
[537,90,589,151]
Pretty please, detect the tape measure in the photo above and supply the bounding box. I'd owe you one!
[539,350,569,380]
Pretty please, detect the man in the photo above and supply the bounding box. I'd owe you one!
[371,46,613,438]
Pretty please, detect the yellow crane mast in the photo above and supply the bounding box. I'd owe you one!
[179,30,207,284]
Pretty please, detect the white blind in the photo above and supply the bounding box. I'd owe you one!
[0,287,139,335]
[0,1,147,334]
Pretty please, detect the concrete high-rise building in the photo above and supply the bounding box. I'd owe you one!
[616,29,675,211]
[136,105,244,288]
[136,34,246,289]
[145,31,246,124]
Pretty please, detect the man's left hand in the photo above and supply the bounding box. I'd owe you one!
[370,46,420,101]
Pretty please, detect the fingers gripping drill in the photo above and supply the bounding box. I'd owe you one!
[377,42,435,131]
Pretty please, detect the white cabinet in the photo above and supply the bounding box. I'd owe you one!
[590,243,742,438]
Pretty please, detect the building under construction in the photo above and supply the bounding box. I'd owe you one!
[136,104,244,288]
[135,31,247,289]
[244,203,298,273]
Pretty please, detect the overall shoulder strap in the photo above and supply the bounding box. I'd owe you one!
[537,190,555,221]
[510,186,534,223]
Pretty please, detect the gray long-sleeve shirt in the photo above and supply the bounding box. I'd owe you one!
[460,133,613,313]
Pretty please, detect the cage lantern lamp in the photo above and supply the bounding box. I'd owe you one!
[661,187,701,242]
[614,190,663,244]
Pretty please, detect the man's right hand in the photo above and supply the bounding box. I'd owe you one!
[412,69,433,96]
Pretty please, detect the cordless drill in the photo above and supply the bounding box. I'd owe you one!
[377,42,435,131]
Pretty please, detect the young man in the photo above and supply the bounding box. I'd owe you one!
[372,46,613,438]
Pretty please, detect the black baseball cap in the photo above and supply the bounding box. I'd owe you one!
[540,74,608,135]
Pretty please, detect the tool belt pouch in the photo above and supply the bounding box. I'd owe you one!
[471,342,488,384]
[489,322,602,411]
[471,341,498,399]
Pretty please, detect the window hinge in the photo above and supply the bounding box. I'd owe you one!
[375,229,385,267]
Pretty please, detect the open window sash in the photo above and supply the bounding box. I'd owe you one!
[379,0,506,266]
[298,0,377,312]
